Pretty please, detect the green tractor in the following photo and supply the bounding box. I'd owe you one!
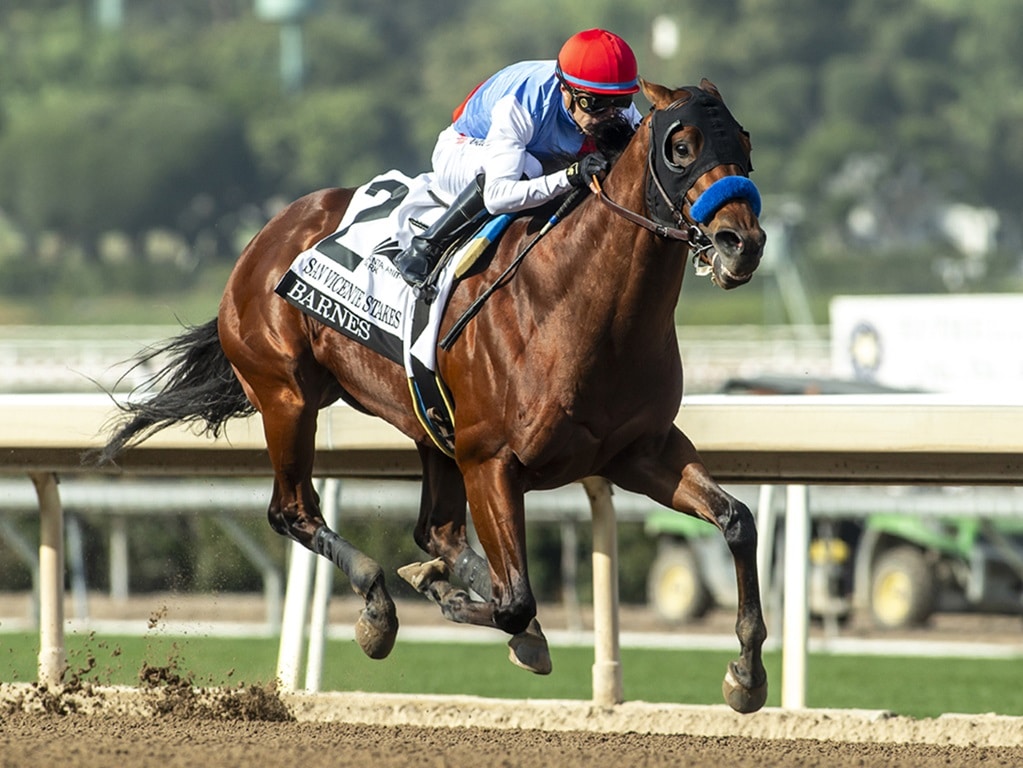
[854,512,1023,628]
[644,505,855,625]
[646,376,1023,629]
[644,501,1023,629]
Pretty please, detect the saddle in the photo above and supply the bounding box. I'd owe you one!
[274,170,514,457]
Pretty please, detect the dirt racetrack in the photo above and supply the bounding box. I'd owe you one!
[3,597,1023,766]
[3,685,1023,768]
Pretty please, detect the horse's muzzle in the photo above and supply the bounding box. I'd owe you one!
[711,252,756,290]
[707,223,765,289]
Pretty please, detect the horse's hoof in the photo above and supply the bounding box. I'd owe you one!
[354,578,399,659]
[398,558,449,593]
[355,602,399,660]
[507,618,552,675]
[722,664,767,714]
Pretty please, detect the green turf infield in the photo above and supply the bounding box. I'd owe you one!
[2,631,1021,719]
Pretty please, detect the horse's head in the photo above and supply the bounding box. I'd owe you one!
[641,78,766,289]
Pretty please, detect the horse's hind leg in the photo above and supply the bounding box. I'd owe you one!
[240,369,398,660]
[310,516,398,659]
[607,427,768,714]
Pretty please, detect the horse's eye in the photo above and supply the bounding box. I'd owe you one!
[673,142,691,162]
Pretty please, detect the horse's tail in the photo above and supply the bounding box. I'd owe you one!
[90,318,255,465]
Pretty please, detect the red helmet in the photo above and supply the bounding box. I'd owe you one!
[557,29,639,96]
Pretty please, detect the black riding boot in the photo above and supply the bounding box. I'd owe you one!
[394,176,487,289]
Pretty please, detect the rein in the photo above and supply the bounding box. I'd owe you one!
[588,176,717,274]
[588,176,697,242]
[438,188,587,351]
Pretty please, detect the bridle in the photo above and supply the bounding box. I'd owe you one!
[588,175,718,277]
[588,174,718,275]
[586,93,711,243]
[588,176,700,243]
[589,87,758,273]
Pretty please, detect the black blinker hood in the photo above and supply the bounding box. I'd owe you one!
[646,87,753,227]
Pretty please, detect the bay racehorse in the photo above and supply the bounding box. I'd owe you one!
[97,78,768,712]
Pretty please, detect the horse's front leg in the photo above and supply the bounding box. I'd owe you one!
[254,382,398,660]
[606,427,768,713]
[398,445,550,674]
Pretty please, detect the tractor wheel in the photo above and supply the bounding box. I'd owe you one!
[869,545,936,629]
[647,541,710,624]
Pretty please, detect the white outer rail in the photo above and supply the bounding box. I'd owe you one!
[2,394,1022,706]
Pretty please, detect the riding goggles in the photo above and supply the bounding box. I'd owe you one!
[571,89,633,114]
[568,86,630,115]
[557,67,633,114]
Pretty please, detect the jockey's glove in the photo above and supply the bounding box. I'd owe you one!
[566,152,610,189]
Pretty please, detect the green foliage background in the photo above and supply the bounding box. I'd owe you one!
[0,1,1022,322]
[1,2,1021,601]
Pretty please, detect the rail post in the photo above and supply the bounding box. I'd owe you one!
[584,476,622,706]
[782,484,810,709]
[30,472,65,688]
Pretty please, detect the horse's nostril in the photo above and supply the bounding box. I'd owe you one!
[714,229,743,256]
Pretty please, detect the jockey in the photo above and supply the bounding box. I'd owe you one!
[394,28,644,289]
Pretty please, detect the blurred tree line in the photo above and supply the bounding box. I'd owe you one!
[0,506,656,607]
[1,0,1021,311]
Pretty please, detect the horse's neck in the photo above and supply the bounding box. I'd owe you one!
[567,152,687,330]
[511,186,685,392]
